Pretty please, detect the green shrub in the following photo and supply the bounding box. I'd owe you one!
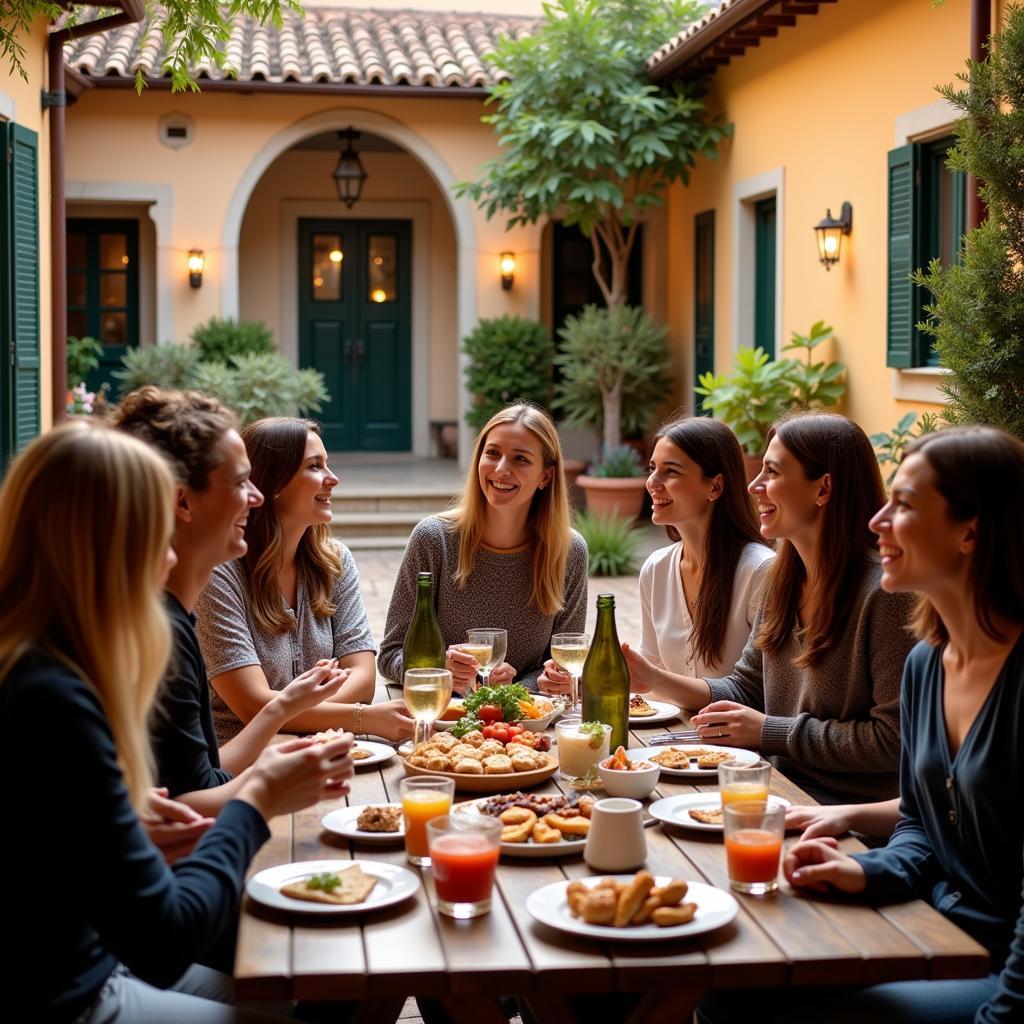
[591,445,643,478]
[67,336,103,385]
[869,411,940,486]
[190,317,274,364]
[574,510,640,577]
[463,316,555,431]
[114,343,202,397]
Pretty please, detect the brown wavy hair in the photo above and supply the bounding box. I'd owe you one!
[441,403,571,616]
[240,418,342,634]
[756,412,885,668]
[902,426,1024,645]
[654,417,771,668]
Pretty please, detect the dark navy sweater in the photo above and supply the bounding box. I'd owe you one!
[0,654,269,1022]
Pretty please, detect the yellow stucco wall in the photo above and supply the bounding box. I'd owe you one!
[663,0,984,439]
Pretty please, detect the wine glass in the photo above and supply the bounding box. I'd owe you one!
[466,628,507,690]
[550,632,591,713]
[403,667,454,748]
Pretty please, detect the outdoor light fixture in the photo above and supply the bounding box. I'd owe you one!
[187,249,205,289]
[500,252,516,290]
[814,202,853,270]
[333,128,368,209]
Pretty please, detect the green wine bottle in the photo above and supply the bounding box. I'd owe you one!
[402,571,445,671]
[581,593,630,751]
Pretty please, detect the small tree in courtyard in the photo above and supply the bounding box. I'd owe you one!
[914,5,1024,438]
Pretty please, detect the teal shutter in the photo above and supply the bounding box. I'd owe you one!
[886,144,920,369]
[754,197,776,358]
[693,210,715,410]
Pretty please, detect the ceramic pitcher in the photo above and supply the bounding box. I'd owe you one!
[584,797,647,872]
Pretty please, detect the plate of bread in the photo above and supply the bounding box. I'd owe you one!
[454,792,594,857]
[647,793,792,833]
[627,744,759,779]
[627,695,681,725]
[321,804,405,844]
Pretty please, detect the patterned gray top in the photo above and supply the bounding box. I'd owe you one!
[377,516,589,692]
[196,543,376,743]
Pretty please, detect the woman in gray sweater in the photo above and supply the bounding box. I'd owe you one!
[626,412,916,804]
[378,404,588,694]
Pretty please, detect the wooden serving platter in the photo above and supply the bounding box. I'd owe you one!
[400,753,559,792]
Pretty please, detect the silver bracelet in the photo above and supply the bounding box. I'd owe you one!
[354,702,364,735]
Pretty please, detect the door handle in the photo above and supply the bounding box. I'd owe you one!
[343,339,353,367]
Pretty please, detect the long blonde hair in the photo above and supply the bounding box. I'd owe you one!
[0,421,175,810]
[441,404,572,616]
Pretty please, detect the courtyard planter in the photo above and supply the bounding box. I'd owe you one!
[576,474,647,522]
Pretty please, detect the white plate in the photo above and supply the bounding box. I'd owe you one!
[628,698,681,725]
[246,859,419,915]
[321,804,405,845]
[454,798,587,858]
[648,793,792,833]
[526,876,738,942]
[350,740,397,767]
[627,744,759,779]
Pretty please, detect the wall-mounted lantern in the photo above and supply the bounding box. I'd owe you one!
[814,202,853,270]
[500,252,516,290]
[333,128,368,209]
[187,249,205,289]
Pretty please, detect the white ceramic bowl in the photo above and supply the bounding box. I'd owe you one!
[597,758,661,799]
[519,700,566,733]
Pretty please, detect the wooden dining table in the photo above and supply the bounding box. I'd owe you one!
[234,698,989,1024]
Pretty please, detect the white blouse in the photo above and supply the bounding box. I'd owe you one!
[638,540,775,678]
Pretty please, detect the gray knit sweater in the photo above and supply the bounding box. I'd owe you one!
[377,516,589,691]
[706,558,917,804]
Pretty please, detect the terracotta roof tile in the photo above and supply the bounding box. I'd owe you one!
[646,0,728,70]
[64,5,537,88]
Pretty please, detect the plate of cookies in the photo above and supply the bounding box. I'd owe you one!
[647,793,792,833]
[310,732,397,768]
[526,871,738,941]
[628,695,681,724]
[627,744,759,778]
[321,804,405,845]
[401,730,559,792]
[454,791,595,857]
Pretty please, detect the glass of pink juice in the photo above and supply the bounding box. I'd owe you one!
[426,815,502,918]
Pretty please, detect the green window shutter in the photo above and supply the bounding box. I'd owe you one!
[886,144,920,369]
[754,197,777,359]
[693,210,715,411]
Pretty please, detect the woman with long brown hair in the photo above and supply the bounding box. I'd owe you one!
[638,417,774,678]
[626,412,916,804]
[378,403,588,694]
[196,418,413,743]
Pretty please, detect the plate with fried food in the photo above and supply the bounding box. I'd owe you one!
[401,730,559,792]
[647,793,792,833]
[628,696,681,725]
[309,732,397,768]
[321,803,406,845]
[246,859,419,915]
[454,791,595,857]
[526,871,738,941]
[627,744,759,778]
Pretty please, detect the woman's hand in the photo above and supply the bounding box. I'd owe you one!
[783,838,869,895]
[786,804,855,839]
[445,646,481,691]
[690,700,765,748]
[363,699,415,741]
[142,787,214,864]
[537,659,572,697]
[620,643,655,694]
[275,663,349,717]
[488,661,516,686]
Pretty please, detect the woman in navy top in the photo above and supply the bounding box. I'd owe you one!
[0,421,354,1023]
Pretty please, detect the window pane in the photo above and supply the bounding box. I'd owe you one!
[100,273,127,308]
[312,233,343,301]
[67,233,87,268]
[68,311,87,338]
[100,312,127,345]
[67,272,87,307]
[368,235,396,303]
[100,234,130,270]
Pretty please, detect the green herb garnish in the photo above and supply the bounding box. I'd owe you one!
[306,872,341,893]
[462,684,531,723]
[450,714,483,739]
[579,721,608,749]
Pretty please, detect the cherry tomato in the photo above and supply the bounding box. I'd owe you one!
[477,704,504,724]
[507,724,524,737]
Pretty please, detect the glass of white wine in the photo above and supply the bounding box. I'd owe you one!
[466,628,507,690]
[550,632,591,713]
[403,667,454,748]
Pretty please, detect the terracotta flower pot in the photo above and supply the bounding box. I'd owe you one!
[577,475,647,522]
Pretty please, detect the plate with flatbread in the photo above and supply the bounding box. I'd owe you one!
[628,696,681,725]
[321,804,405,845]
[310,733,396,768]
[246,859,419,915]
[627,744,759,779]
[647,793,792,833]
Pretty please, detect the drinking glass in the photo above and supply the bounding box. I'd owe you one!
[550,632,590,713]
[718,759,772,808]
[401,776,455,867]
[403,667,454,748]
[723,802,785,895]
[427,813,502,918]
[555,716,610,782]
[465,628,507,691]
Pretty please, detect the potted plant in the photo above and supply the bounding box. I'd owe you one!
[576,445,647,521]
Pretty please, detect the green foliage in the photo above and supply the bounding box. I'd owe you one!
[869,411,940,486]
[779,321,846,410]
[913,5,1024,438]
[67,336,103,385]
[554,304,672,450]
[462,316,555,432]
[190,317,274,364]
[454,0,729,309]
[574,510,640,577]
[591,445,643,479]
[114,343,203,396]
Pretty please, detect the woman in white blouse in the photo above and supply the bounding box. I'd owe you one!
[637,417,774,679]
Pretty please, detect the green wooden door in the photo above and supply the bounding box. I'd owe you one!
[298,219,412,451]
[693,210,715,410]
[754,197,777,358]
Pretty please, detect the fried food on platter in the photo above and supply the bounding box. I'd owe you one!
[567,871,697,929]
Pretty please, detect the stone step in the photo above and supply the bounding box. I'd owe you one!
[332,491,455,514]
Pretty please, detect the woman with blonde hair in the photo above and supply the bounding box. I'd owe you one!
[378,403,588,694]
[0,420,352,1022]
[198,418,413,743]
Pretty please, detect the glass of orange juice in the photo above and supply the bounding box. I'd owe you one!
[723,802,785,895]
[427,814,502,918]
[401,776,455,867]
[718,758,772,807]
